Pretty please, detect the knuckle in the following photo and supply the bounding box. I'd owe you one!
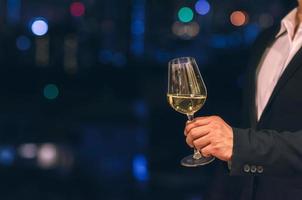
[210,125,217,132]
[213,115,221,121]
[191,129,198,138]
[207,135,213,142]
[197,120,204,126]
[212,145,219,153]
[186,125,192,132]
[210,115,217,120]
[201,147,210,155]
[212,123,218,129]
[193,140,199,148]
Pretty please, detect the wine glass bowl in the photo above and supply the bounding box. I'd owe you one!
[167,57,215,167]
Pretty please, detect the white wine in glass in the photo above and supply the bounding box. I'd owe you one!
[167,57,215,167]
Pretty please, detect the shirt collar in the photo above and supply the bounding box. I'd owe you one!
[275,8,299,39]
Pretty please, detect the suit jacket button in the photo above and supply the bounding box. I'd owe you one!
[244,164,250,172]
[257,166,264,173]
[251,165,257,173]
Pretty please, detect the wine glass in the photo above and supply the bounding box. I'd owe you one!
[167,57,215,167]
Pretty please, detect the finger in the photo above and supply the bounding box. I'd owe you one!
[194,116,211,121]
[184,120,197,136]
[201,145,212,158]
[193,135,211,150]
[185,117,211,135]
[188,124,211,139]
[184,120,191,136]
[186,134,194,148]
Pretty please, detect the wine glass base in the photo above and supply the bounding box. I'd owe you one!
[181,155,215,167]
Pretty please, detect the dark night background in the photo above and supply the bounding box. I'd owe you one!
[0,0,297,199]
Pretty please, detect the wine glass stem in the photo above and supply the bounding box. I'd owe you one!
[187,114,194,121]
[187,114,203,160]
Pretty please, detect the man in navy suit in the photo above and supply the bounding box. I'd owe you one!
[184,1,302,199]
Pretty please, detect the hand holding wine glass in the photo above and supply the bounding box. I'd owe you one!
[167,57,215,167]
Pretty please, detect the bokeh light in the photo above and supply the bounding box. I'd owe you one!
[195,0,211,16]
[43,84,59,100]
[31,18,48,36]
[18,143,38,159]
[0,146,15,166]
[178,7,194,23]
[130,0,145,56]
[132,154,149,182]
[244,24,261,44]
[131,20,145,35]
[7,0,21,24]
[16,35,31,51]
[70,2,85,17]
[172,21,200,39]
[37,143,58,169]
[230,11,249,27]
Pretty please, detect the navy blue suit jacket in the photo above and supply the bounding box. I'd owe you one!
[231,25,302,200]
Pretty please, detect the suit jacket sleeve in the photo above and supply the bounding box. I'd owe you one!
[230,127,302,176]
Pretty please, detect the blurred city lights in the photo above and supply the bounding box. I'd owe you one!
[64,35,78,74]
[112,52,127,67]
[0,146,15,166]
[228,32,243,47]
[172,21,200,39]
[135,128,148,149]
[7,0,21,24]
[70,2,85,17]
[178,7,194,23]
[98,50,127,67]
[18,143,38,159]
[230,11,249,27]
[244,23,260,44]
[258,13,274,28]
[98,49,113,64]
[131,42,144,56]
[133,100,148,119]
[132,154,149,182]
[16,35,31,51]
[130,0,146,56]
[37,143,58,169]
[59,148,74,170]
[31,18,48,36]
[35,37,50,66]
[155,50,170,63]
[131,20,145,35]
[195,0,210,16]
[209,35,228,49]
[43,84,59,100]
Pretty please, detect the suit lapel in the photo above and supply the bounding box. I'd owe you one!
[258,46,302,124]
[249,26,280,127]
